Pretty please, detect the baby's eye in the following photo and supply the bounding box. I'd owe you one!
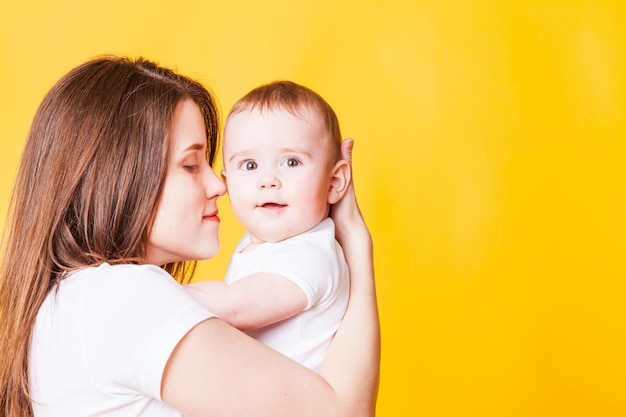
[282,158,300,168]
[240,160,258,171]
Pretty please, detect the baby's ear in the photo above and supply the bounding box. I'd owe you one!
[328,159,351,204]
[220,169,229,193]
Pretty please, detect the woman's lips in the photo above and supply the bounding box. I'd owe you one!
[203,211,220,222]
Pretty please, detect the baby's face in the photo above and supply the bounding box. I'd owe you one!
[222,107,334,244]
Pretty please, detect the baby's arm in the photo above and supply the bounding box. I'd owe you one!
[185,275,307,331]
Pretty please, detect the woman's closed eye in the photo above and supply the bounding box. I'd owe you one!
[183,164,200,172]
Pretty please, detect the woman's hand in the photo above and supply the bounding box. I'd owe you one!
[330,139,372,261]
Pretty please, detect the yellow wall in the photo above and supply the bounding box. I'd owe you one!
[2,1,625,415]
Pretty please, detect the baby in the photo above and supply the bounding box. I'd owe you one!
[186,80,351,371]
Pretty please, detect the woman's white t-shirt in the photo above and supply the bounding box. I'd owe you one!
[30,263,215,417]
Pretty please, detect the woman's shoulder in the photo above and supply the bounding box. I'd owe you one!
[59,262,210,323]
[72,262,170,278]
[63,262,177,295]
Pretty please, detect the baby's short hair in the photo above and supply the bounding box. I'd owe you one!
[228,80,342,164]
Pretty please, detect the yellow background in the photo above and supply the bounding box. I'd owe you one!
[2,1,626,415]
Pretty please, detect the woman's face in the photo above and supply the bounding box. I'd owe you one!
[146,98,226,265]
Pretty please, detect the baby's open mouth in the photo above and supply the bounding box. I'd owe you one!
[260,203,286,209]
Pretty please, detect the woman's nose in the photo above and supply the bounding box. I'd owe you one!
[206,168,227,198]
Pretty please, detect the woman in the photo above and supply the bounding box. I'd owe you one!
[0,56,379,417]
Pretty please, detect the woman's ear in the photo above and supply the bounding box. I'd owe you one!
[328,159,351,204]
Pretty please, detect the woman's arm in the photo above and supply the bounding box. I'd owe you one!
[319,138,381,415]
[161,138,380,417]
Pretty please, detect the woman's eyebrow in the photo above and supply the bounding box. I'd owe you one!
[182,142,205,152]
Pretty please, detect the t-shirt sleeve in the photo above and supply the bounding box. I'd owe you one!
[78,264,216,400]
[257,241,338,309]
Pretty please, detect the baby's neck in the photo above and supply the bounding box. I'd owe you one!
[240,241,263,253]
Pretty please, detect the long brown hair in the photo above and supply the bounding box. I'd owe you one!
[0,56,220,416]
